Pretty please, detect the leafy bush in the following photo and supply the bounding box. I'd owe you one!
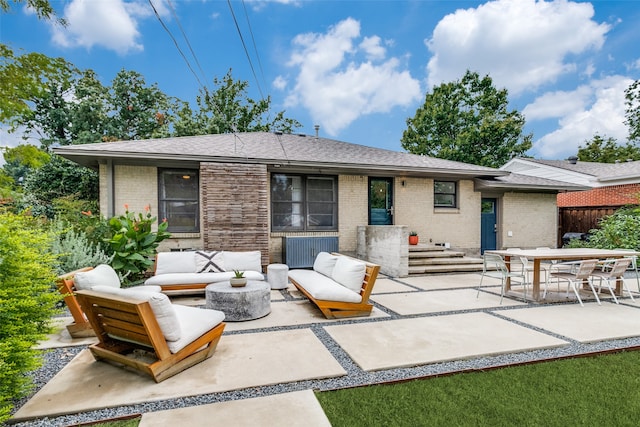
[0,212,61,423]
[50,220,112,274]
[105,205,170,284]
[567,206,640,250]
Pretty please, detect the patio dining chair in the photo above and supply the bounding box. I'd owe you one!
[545,259,600,306]
[477,253,527,303]
[614,249,640,292]
[590,258,635,304]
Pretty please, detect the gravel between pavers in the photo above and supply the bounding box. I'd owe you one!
[10,279,640,427]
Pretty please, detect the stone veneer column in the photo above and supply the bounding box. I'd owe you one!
[200,163,269,268]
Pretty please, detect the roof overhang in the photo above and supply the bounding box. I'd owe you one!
[53,147,509,179]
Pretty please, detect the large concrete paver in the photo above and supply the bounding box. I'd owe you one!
[497,301,640,342]
[12,329,345,421]
[371,288,525,315]
[138,390,331,427]
[324,312,568,371]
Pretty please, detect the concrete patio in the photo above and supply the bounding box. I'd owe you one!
[11,272,640,426]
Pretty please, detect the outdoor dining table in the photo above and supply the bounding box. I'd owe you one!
[485,248,640,302]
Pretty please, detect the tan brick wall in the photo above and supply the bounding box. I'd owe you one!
[394,178,480,252]
[338,175,368,252]
[98,163,108,215]
[394,177,433,240]
[501,192,557,249]
[113,165,157,215]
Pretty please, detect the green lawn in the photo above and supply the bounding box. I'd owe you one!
[317,350,640,427]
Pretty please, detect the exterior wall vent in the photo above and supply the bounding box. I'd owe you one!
[283,236,339,268]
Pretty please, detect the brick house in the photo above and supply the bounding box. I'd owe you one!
[501,157,640,240]
[54,132,582,275]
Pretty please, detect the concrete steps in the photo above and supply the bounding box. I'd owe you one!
[408,245,483,275]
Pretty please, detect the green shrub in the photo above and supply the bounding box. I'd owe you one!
[50,220,112,274]
[568,205,640,250]
[0,212,61,423]
[105,205,170,284]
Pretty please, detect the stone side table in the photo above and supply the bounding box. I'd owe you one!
[205,280,271,321]
[267,263,289,290]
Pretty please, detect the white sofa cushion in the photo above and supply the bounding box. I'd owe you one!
[168,305,225,353]
[144,271,264,286]
[331,257,366,293]
[288,270,362,303]
[313,252,338,277]
[154,251,196,275]
[222,250,262,272]
[194,250,225,273]
[91,286,182,342]
[74,264,120,290]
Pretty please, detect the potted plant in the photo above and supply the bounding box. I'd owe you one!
[409,231,419,245]
[230,270,247,287]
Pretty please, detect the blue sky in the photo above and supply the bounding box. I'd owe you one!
[2,0,640,163]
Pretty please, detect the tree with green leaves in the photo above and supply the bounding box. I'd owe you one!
[17,154,98,218]
[0,45,77,131]
[578,134,640,163]
[0,0,62,24]
[0,212,61,423]
[401,70,532,168]
[173,69,301,136]
[1,144,50,186]
[625,79,640,143]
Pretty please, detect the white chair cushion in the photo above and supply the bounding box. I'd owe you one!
[154,252,197,275]
[194,250,225,273]
[288,270,362,303]
[222,251,262,272]
[331,257,366,293]
[168,305,225,353]
[313,252,338,277]
[74,264,120,290]
[90,286,182,342]
[144,271,264,286]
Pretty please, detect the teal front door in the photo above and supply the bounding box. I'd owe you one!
[369,178,393,225]
[481,198,497,253]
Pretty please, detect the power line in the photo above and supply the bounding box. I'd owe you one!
[147,0,205,90]
[241,0,268,101]
[165,0,209,86]
[226,0,264,101]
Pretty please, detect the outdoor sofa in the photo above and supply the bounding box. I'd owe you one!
[288,252,380,318]
[144,250,265,295]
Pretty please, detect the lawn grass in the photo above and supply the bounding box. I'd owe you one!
[317,350,640,426]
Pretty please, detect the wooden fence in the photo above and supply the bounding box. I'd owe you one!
[557,206,618,246]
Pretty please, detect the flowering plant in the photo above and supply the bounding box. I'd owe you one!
[105,204,170,283]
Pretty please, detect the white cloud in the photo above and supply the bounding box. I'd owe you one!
[359,36,386,61]
[272,75,287,90]
[283,18,421,136]
[426,0,610,95]
[530,75,633,158]
[50,0,165,55]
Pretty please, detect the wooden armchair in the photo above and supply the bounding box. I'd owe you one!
[56,267,95,338]
[75,289,226,382]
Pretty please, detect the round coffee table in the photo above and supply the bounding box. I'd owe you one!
[205,280,271,321]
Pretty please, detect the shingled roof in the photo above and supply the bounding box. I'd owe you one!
[54,131,505,178]
[517,158,640,182]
